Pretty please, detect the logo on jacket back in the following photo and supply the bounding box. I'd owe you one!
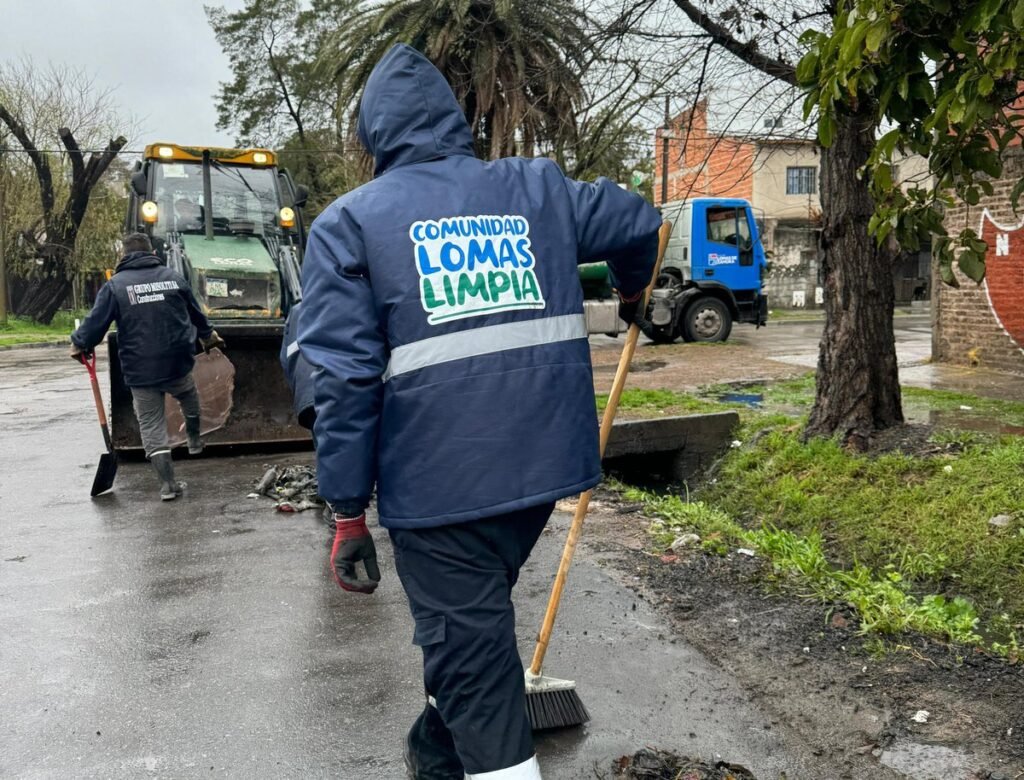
[410,215,545,324]
[125,280,179,305]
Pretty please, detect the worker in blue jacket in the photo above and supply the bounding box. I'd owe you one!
[71,232,223,500]
[299,44,660,780]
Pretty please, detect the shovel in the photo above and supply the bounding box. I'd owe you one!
[78,352,118,496]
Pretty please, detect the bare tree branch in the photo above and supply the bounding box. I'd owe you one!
[669,0,798,85]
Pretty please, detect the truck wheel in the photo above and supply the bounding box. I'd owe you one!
[683,297,733,342]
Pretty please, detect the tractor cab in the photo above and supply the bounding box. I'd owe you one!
[110,143,314,451]
[126,144,308,320]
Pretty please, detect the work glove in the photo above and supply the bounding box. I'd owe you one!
[616,289,645,327]
[330,513,381,594]
[70,344,93,363]
[201,330,226,353]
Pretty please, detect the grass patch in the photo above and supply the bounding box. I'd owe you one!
[596,388,728,417]
[0,312,84,346]
[710,423,1024,623]
[601,376,1024,657]
[623,483,1010,651]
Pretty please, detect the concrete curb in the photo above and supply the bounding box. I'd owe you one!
[0,339,70,351]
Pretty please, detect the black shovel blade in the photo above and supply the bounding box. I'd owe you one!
[90,451,118,497]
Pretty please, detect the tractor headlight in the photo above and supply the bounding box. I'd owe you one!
[253,152,269,164]
[157,146,175,158]
[141,201,159,223]
[279,207,295,228]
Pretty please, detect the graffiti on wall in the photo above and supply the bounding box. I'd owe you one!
[980,209,1024,353]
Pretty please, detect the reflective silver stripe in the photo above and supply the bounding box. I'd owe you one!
[384,313,587,382]
[466,755,542,780]
[286,341,300,358]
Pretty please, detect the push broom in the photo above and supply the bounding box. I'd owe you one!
[525,220,673,730]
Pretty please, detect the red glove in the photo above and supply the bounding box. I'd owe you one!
[330,514,381,594]
[616,288,645,326]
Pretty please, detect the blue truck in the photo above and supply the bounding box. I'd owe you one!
[581,197,768,342]
[648,197,768,342]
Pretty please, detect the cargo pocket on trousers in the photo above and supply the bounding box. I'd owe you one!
[412,615,446,647]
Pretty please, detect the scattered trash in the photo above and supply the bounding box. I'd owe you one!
[250,465,323,513]
[660,554,679,564]
[911,709,930,724]
[670,533,701,551]
[730,439,742,448]
[613,748,756,779]
[736,548,756,557]
[943,464,954,473]
[988,514,1011,528]
[959,405,973,411]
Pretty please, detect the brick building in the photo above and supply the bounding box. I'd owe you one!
[654,102,931,308]
[934,149,1024,374]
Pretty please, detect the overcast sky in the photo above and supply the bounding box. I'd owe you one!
[0,0,245,148]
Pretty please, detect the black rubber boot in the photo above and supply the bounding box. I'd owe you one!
[404,704,464,780]
[185,415,203,456]
[150,452,185,501]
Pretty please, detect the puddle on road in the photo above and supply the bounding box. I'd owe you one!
[878,739,976,779]
[716,392,764,408]
[926,409,1024,436]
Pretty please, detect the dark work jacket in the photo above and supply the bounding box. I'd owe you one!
[280,302,316,430]
[72,252,213,387]
[298,44,661,528]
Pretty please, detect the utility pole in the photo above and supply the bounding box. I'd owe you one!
[0,141,8,325]
[661,95,670,205]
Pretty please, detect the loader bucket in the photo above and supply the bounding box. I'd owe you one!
[108,322,311,452]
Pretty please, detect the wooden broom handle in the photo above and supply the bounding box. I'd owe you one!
[529,221,672,676]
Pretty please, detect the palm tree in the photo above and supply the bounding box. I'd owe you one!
[325,0,589,159]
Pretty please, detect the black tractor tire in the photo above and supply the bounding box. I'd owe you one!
[682,297,733,342]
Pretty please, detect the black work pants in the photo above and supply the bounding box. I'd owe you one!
[390,502,553,777]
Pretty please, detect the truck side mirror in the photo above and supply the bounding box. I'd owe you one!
[293,185,309,209]
[131,171,148,198]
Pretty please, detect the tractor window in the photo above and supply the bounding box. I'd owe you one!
[151,161,281,239]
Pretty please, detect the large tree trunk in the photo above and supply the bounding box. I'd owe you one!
[18,276,73,324]
[805,107,903,449]
[18,241,75,324]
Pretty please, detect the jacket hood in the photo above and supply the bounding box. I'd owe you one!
[116,252,163,272]
[356,44,475,177]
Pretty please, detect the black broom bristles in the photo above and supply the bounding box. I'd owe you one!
[526,687,590,731]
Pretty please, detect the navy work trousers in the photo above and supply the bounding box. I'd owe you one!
[390,501,554,776]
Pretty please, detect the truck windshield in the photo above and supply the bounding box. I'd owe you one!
[706,206,752,249]
[150,161,281,239]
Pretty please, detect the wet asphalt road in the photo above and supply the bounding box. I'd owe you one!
[1,347,834,779]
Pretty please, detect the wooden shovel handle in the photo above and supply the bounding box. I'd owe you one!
[529,221,672,676]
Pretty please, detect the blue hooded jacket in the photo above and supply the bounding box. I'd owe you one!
[299,44,661,528]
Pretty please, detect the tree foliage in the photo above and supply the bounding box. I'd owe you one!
[325,0,590,159]
[206,0,357,192]
[799,0,1024,286]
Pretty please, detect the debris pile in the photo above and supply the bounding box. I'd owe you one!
[613,749,756,780]
[248,465,323,513]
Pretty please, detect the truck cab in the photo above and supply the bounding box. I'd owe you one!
[648,198,768,342]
